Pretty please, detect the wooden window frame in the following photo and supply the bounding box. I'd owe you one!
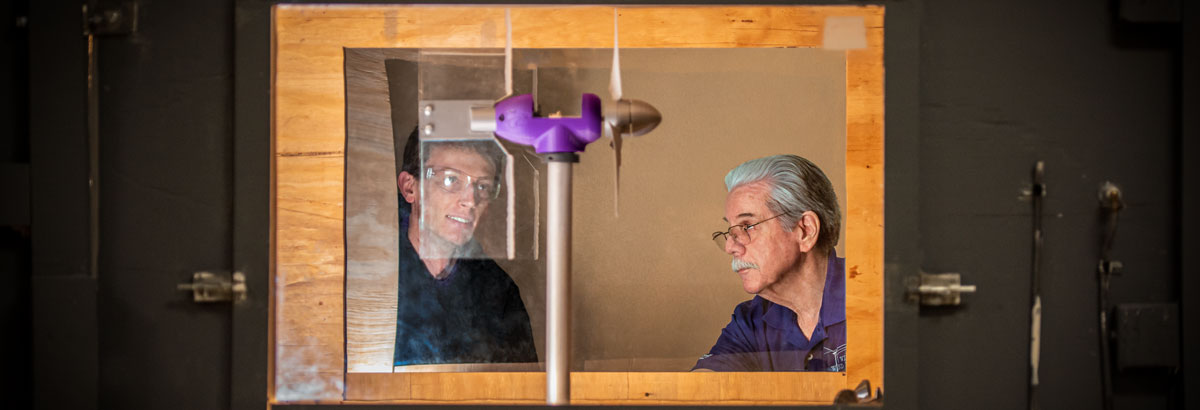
[271,4,884,405]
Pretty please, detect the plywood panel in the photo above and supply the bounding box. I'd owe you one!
[274,4,884,404]
[345,372,842,405]
[343,49,403,373]
[275,5,884,49]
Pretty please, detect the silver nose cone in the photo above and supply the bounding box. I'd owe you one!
[606,98,662,137]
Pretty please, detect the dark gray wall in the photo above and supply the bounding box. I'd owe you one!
[93,1,235,409]
[1182,0,1199,408]
[20,1,237,409]
[918,0,1183,409]
[25,1,94,410]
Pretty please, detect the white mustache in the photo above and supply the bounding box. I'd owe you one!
[731,258,759,272]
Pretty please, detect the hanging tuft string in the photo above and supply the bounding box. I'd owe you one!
[608,9,622,101]
[504,8,513,96]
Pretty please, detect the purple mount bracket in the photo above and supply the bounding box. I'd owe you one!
[493,93,602,154]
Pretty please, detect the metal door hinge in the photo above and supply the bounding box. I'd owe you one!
[178,271,246,303]
[83,2,138,36]
[906,271,977,306]
[833,379,882,404]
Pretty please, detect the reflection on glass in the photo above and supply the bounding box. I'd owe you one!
[390,136,537,367]
[406,139,505,261]
[343,49,544,373]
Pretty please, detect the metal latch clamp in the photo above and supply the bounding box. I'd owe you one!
[906,272,977,306]
[177,271,246,303]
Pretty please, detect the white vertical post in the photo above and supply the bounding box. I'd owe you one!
[545,158,573,405]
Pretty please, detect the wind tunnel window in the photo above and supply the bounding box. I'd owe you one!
[277,5,885,404]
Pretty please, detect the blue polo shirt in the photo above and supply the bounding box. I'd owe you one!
[693,250,846,372]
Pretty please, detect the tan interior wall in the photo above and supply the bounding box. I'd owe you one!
[563,48,847,370]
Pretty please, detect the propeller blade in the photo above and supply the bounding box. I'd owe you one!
[607,8,624,218]
[605,122,622,217]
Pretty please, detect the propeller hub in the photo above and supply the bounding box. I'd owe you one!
[605,99,662,137]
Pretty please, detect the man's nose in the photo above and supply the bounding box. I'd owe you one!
[723,237,743,256]
[455,186,477,208]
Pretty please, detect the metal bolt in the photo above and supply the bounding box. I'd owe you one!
[423,105,434,117]
[423,124,434,136]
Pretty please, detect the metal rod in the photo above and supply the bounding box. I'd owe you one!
[86,29,100,279]
[1097,182,1122,410]
[1097,273,1114,410]
[1028,161,1045,410]
[546,158,573,405]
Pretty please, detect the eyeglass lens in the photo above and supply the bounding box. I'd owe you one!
[427,168,499,201]
[712,225,751,250]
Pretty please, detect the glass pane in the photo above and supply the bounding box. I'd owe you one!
[345,48,546,372]
[344,46,847,374]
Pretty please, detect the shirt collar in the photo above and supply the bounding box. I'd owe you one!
[762,248,847,330]
[820,248,846,326]
[398,207,477,285]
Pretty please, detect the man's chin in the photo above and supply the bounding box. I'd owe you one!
[432,222,475,245]
[441,229,473,246]
[438,234,471,247]
[740,281,762,295]
[417,230,470,256]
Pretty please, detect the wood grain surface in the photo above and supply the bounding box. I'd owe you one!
[344,372,844,405]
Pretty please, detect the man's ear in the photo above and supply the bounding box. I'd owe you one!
[794,211,821,253]
[398,171,418,204]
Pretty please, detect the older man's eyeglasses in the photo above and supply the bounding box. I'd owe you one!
[425,167,501,202]
[711,212,790,250]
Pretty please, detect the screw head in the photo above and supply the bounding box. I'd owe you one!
[423,124,434,136]
[423,105,434,116]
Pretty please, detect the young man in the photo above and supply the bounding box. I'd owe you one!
[393,131,536,366]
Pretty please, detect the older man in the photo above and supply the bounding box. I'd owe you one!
[693,154,846,372]
[393,131,537,366]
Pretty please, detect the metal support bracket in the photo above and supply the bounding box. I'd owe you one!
[420,99,499,140]
[83,2,138,36]
[906,272,977,306]
[177,271,246,303]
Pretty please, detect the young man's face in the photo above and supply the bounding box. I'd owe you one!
[722,181,803,295]
[408,145,497,248]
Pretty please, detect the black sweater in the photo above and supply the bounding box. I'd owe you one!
[393,215,537,366]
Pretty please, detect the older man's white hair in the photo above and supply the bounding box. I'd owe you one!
[724,154,841,252]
